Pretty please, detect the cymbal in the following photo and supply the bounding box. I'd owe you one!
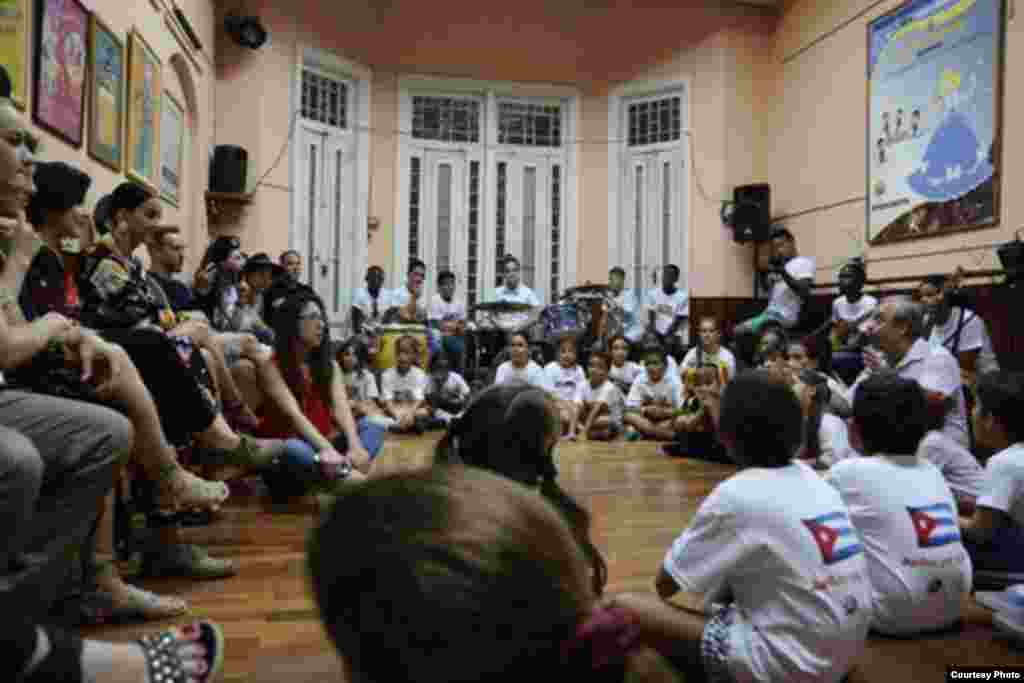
[472,301,534,313]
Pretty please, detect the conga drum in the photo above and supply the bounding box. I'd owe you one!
[374,324,429,371]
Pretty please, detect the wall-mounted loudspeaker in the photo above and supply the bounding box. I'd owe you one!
[209,145,248,194]
[225,13,268,50]
[723,183,771,243]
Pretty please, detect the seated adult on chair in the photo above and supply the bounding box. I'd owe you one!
[960,370,1024,583]
[389,258,440,357]
[493,255,540,330]
[644,264,689,361]
[830,259,876,385]
[735,227,815,358]
[428,269,468,375]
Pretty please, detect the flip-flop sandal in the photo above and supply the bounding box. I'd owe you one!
[143,543,237,580]
[155,467,230,515]
[137,620,226,683]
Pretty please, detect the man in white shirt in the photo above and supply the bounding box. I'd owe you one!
[351,265,388,335]
[735,228,816,362]
[388,258,441,359]
[645,263,689,360]
[492,255,540,330]
[831,260,877,385]
[608,267,644,343]
[960,370,1024,576]
[428,269,469,375]
[917,430,986,514]
[918,274,999,388]
[827,372,971,636]
[854,296,969,448]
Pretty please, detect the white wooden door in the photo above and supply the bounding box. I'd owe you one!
[294,124,356,332]
[492,151,564,303]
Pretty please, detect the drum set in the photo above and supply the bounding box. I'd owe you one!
[468,284,626,377]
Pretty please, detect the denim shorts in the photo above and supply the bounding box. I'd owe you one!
[701,604,737,683]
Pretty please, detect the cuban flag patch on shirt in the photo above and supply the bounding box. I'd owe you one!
[803,511,864,565]
[907,503,961,548]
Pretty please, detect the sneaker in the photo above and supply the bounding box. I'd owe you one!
[625,429,641,442]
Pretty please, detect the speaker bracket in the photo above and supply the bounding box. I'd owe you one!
[206,191,253,230]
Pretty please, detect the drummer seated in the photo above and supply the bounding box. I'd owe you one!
[380,335,432,434]
[391,259,442,357]
[428,270,469,375]
[543,337,586,440]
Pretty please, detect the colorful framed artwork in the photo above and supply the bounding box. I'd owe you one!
[126,28,161,189]
[87,16,124,172]
[32,0,89,147]
[867,0,1005,245]
[159,90,184,206]
[0,0,30,109]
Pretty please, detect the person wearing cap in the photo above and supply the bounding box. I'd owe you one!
[238,252,278,345]
[961,370,1024,582]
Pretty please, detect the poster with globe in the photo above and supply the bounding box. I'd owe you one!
[867,0,1003,245]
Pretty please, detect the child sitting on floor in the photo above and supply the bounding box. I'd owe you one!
[579,350,625,441]
[793,369,853,468]
[494,331,554,393]
[608,335,643,395]
[661,364,726,462]
[827,371,971,636]
[624,345,683,442]
[544,337,586,439]
[337,337,391,428]
[425,352,471,427]
[607,370,872,683]
[960,370,1024,585]
[380,335,431,434]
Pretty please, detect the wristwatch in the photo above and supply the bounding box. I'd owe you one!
[314,453,353,480]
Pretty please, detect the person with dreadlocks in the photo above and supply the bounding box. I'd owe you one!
[830,259,876,385]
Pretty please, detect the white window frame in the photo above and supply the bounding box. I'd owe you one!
[395,75,579,298]
[289,47,372,334]
[608,77,691,291]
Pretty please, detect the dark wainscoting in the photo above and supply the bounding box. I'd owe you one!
[690,282,1023,371]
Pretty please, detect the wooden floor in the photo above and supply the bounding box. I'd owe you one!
[85,436,1024,681]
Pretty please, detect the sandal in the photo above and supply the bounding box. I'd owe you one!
[157,465,230,513]
[142,543,237,580]
[136,620,225,683]
[200,434,288,480]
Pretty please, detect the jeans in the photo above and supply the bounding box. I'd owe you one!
[441,334,467,374]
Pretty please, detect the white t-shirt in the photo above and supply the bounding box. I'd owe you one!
[927,307,999,375]
[917,430,986,502]
[611,289,645,341]
[826,454,972,636]
[492,284,541,327]
[380,365,428,402]
[766,256,816,327]
[625,373,682,411]
[428,293,468,323]
[814,413,855,467]
[977,443,1024,529]
[494,360,553,393]
[636,354,681,390]
[645,287,690,339]
[581,380,625,427]
[664,462,871,683]
[388,285,429,321]
[853,339,969,448]
[426,371,471,402]
[543,362,586,404]
[832,294,879,325]
[608,361,643,394]
[680,346,737,382]
[342,368,379,402]
[352,287,389,323]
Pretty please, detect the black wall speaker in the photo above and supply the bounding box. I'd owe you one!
[209,145,248,194]
[732,183,772,243]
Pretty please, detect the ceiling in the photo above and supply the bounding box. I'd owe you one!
[247,0,781,91]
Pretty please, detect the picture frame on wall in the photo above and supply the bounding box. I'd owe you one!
[126,28,161,189]
[87,15,124,172]
[32,0,90,148]
[866,0,1005,246]
[159,90,184,206]
[0,0,30,109]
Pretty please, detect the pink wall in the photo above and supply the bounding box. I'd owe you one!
[770,0,1022,284]
[17,0,216,270]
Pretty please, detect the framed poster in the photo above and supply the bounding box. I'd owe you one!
[867,0,1005,245]
[126,29,161,189]
[32,0,89,147]
[159,90,184,206]
[0,0,29,109]
[87,16,123,171]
